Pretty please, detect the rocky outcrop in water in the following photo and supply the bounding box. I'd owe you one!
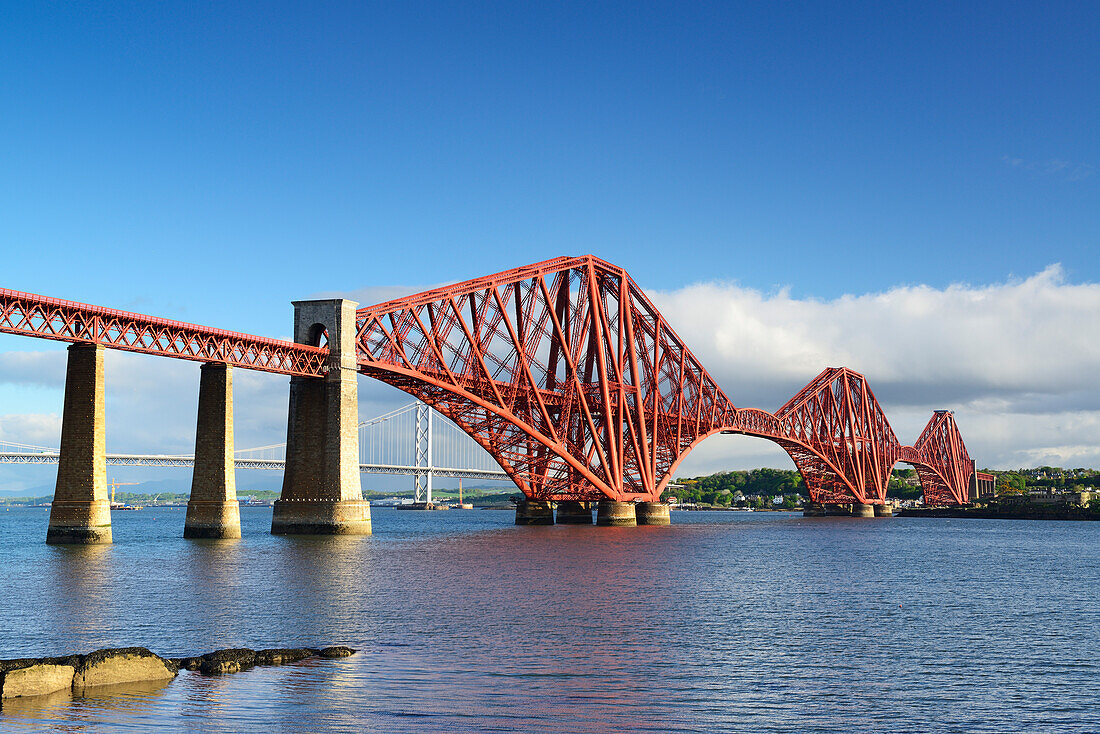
[0,657,82,698]
[198,648,257,675]
[73,648,177,691]
[0,645,356,700]
[254,648,316,666]
[318,646,356,658]
[0,649,176,699]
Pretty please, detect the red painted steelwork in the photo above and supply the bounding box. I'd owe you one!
[1,257,979,505]
[0,288,327,377]
[356,256,737,501]
[909,411,975,505]
[354,256,977,505]
[745,368,900,505]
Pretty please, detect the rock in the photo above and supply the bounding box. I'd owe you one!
[0,643,344,695]
[72,648,177,690]
[0,659,35,673]
[254,648,315,666]
[198,648,256,675]
[317,646,356,659]
[1,661,76,698]
[1,655,82,673]
[173,657,203,671]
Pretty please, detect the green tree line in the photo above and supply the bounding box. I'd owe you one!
[664,468,805,507]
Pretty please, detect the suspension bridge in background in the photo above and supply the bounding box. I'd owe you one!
[0,400,508,501]
[0,254,992,542]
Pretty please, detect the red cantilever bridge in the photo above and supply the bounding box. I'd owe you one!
[356,255,976,507]
[1,255,979,540]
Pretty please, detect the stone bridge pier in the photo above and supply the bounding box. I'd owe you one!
[183,363,241,539]
[46,344,247,543]
[515,498,672,527]
[271,299,371,536]
[47,343,111,544]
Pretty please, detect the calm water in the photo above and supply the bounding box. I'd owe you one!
[0,506,1096,732]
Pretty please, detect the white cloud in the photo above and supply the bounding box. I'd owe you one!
[0,413,62,447]
[0,350,67,388]
[647,265,1100,475]
[1003,155,1095,182]
[649,265,1100,404]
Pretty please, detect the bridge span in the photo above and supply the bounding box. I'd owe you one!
[1,255,981,542]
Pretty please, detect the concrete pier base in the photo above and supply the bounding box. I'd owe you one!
[47,501,113,544]
[555,501,593,524]
[635,502,671,525]
[271,499,373,535]
[852,502,876,518]
[596,500,637,527]
[185,363,241,539]
[184,501,242,539]
[274,299,371,536]
[802,501,827,517]
[874,503,894,517]
[47,344,111,545]
[515,500,555,525]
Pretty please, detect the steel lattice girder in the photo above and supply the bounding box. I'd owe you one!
[356,256,739,501]
[768,368,901,505]
[0,288,326,376]
[908,411,975,505]
[353,256,979,505]
[1,258,979,506]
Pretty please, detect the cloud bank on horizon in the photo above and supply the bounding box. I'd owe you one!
[647,264,1100,473]
[2,265,1098,490]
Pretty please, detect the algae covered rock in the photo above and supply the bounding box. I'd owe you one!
[72,648,177,690]
[254,648,315,666]
[172,657,203,671]
[1,643,352,697]
[318,646,356,658]
[198,648,256,675]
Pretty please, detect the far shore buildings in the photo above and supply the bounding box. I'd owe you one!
[1026,488,1094,506]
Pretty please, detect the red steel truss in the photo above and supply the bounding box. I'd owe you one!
[0,288,326,377]
[354,256,977,505]
[356,256,737,501]
[750,367,900,505]
[908,411,975,505]
[1,256,978,505]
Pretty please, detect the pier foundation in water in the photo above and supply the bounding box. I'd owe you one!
[596,500,637,527]
[47,344,112,545]
[802,501,827,517]
[184,363,241,539]
[635,501,671,525]
[273,299,371,536]
[555,501,593,524]
[515,500,554,525]
[851,502,876,518]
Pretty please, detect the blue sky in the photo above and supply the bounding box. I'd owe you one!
[1,2,1098,489]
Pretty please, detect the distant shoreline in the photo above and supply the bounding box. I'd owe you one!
[899,505,1099,521]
